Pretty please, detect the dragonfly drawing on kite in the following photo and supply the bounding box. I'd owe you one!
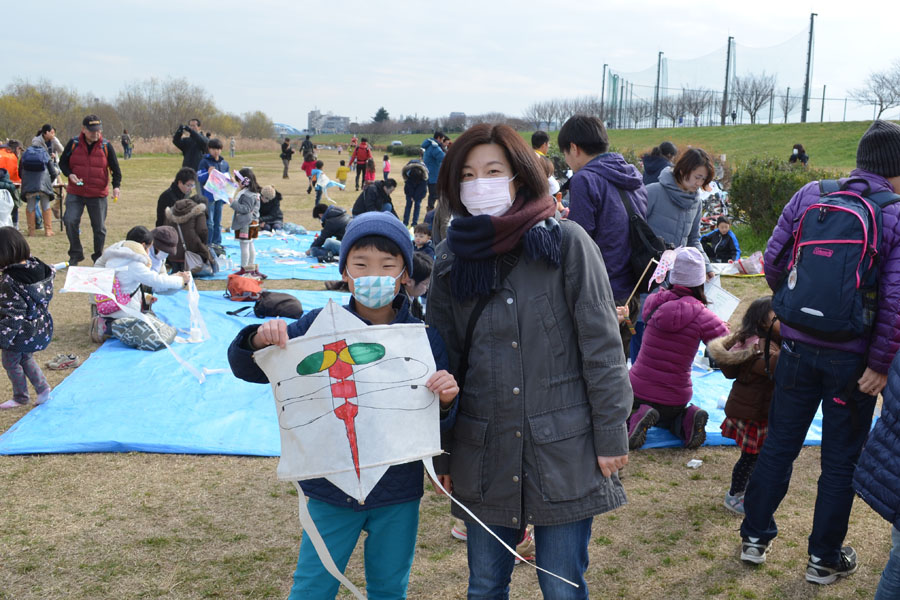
[273,338,436,479]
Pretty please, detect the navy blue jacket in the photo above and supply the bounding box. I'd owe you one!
[228,295,457,511]
[855,350,900,529]
[414,240,435,259]
[310,205,351,248]
[701,229,741,262]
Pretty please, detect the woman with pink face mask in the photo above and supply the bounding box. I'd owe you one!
[425,124,632,599]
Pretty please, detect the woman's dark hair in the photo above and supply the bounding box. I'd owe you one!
[793,143,806,154]
[650,141,677,158]
[539,154,554,178]
[557,115,609,155]
[208,138,223,150]
[175,167,197,184]
[437,123,549,216]
[126,226,153,245]
[673,148,714,188]
[0,226,31,268]
[238,167,261,193]
[304,153,315,162]
[38,124,54,136]
[736,296,774,343]
[383,154,390,161]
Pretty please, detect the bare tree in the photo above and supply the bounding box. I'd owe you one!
[626,99,654,128]
[851,62,900,119]
[658,94,686,127]
[733,72,777,124]
[522,102,545,130]
[681,88,713,125]
[778,88,800,123]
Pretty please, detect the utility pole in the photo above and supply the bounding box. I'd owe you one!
[843,98,847,121]
[600,64,608,122]
[721,37,734,126]
[619,79,625,130]
[820,85,826,122]
[801,12,817,123]
[653,52,663,128]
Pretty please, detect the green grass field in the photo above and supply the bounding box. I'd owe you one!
[313,120,883,172]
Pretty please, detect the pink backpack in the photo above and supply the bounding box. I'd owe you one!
[94,277,135,315]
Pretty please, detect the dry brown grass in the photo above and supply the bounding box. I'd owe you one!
[131,137,280,155]
[0,152,892,599]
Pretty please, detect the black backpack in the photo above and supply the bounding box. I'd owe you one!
[772,179,900,341]
[226,291,303,319]
[617,189,668,292]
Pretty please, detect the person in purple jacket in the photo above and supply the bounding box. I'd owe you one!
[559,115,649,355]
[739,120,900,585]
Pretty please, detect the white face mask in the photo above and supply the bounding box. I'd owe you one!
[460,176,516,217]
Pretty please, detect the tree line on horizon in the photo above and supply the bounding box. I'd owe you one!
[0,78,275,144]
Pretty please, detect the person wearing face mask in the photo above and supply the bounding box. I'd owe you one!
[228,212,459,599]
[644,148,716,280]
[789,143,809,166]
[425,124,632,599]
[156,167,199,227]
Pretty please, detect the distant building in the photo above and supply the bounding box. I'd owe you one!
[449,112,466,121]
[308,110,350,134]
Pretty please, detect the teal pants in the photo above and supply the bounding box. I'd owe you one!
[289,497,420,599]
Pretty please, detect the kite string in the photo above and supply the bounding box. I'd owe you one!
[293,481,367,600]
[423,458,579,589]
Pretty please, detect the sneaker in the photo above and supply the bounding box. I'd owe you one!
[627,404,659,450]
[451,519,467,541]
[0,399,27,410]
[806,546,858,584]
[514,526,535,564]
[682,405,709,450]
[724,492,745,515]
[46,353,79,370]
[741,536,772,565]
[89,316,107,344]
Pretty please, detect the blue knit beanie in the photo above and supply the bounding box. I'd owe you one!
[339,212,414,275]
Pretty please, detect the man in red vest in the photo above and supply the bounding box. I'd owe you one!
[59,115,122,265]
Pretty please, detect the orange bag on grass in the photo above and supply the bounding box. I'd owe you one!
[225,274,262,301]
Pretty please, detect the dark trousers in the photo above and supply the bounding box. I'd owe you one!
[740,340,875,563]
[404,194,426,226]
[632,398,691,442]
[355,164,365,189]
[64,193,107,264]
[427,182,438,211]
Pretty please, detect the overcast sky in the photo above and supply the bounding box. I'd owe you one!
[8,0,897,128]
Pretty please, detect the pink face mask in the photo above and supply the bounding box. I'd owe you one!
[460,175,516,217]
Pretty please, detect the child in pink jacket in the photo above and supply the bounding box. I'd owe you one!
[628,247,729,450]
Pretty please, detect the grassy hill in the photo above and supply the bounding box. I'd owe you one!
[313,121,888,172]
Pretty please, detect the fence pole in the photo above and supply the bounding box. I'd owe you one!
[721,37,733,126]
[820,85,826,122]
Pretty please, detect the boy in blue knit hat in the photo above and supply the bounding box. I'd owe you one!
[228,212,459,599]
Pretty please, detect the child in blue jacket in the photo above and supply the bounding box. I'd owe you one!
[228,212,458,599]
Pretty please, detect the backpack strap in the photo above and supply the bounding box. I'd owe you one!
[818,179,841,195]
[764,317,778,379]
[226,306,253,316]
[455,251,520,393]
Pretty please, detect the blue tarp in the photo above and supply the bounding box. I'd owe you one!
[0,290,348,456]
[203,231,341,281]
[0,293,825,455]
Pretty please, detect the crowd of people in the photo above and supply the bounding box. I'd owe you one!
[3,112,900,599]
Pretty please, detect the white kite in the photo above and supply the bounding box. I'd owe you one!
[253,300,577,598]
[254,300,441,501]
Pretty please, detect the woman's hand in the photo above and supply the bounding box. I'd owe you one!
[858,367,888,396]
[177,271,191,285]
[426,370,459,407]
[427,472,452,496]
[597,454,629,478]
[251,319,289,350]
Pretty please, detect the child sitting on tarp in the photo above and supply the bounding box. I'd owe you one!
[627,247,730,450]
[228,212,459,599]
[259,185,283,231]
[707,296,780,515]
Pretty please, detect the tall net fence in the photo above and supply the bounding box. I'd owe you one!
[595,29,878,129]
